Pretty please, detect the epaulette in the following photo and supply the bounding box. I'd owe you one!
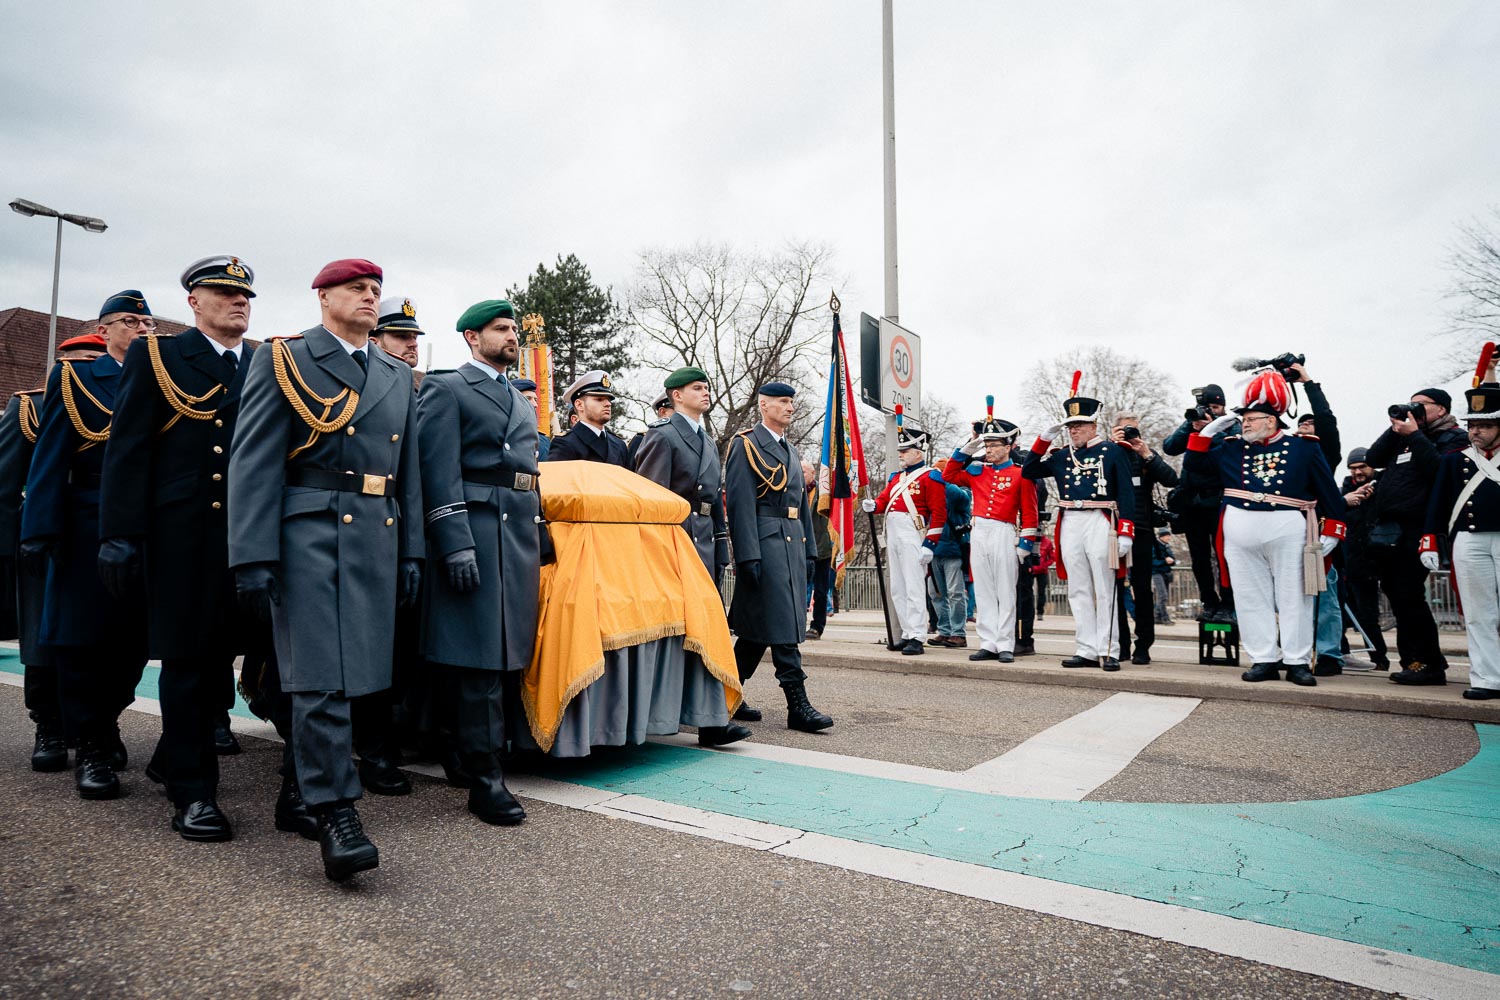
[887,470,899,481]
[427,368,457,375]
[268,333,304,341]
[648,418,670,428]
[14,388,44,396]
[966,462,984,476]
[927,469,944,483]
[736,428,754,437]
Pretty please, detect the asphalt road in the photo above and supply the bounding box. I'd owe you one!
[2,660,1481,999]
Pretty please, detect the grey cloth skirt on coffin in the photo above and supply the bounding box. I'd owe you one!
[516,637,730,758]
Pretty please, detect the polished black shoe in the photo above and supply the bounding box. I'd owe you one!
[806,628,822,641]
[732,703,762,723]
[1285,663,1317,687]
[1390,663,1447,686]
[30,720,68,772]
[968,649,999,661]
[468,773,526,826]
[900,639,924,656]
[213,717,242,756]
[1101,657,1122,672]
[1060,656,1100,669]
[172,800,234,842]
[1462,687,1500,701]
[998,651,1015,663]
[785,683,834,733]
[75,747,120,800]
[1312,656,1342,678]
[1130,652,1151,665]
[318,805,379,881]
[275,776,319,840]
[698,723,752,747]
[358,757,412,796]
[1013,641,1036,657]
[1241,662,1281,683]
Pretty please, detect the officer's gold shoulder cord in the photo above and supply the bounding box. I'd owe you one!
[59,361,111,448]
[739,433,787,498]
[146,334,224,434]
[272,338,359,459]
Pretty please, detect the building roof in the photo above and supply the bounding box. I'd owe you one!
[0,307,193,400]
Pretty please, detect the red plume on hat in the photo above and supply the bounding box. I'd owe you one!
[1238,369,1291,415]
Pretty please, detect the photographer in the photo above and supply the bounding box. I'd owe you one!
[1339,448,1388,670]
[1365,387,1469,685]
[1163,384,1238,622]
[1288,363,1348,675]
[1111,414,1179,664]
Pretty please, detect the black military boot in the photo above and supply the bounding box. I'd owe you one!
[1312,656,1342,677]
[698,723,752,747]
[1013,640,1036,657]
[1285,663,1317,687]
[30,718,68,772]
[172,800,234,842]
[1390,662,1447,686]
[784,683,834,733]
[1241,662,1281,683]
[275,775,319,840]
[358,756,412,796]
[463,753,525,826]
[213,714,242,755]
[732,703,762,722]
[318,805,379,881]
[1060,655,1100,668]
[75,743,121,800]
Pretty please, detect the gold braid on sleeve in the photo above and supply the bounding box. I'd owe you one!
[147,334,225,434]
[271,338,359,459]
[59,361,112,450]
[17,393,40,444]
[739,434,788,498]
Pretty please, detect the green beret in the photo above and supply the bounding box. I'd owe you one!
[455,299,517,333]
[664,366,709,391]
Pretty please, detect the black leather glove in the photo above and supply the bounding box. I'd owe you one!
[398,558,423,609]
[444,548,480,593]
[98,537,143,599]
[738,559,761,586]
[539,521,557,567]
[714,537,731,570]
[235,562,281,622]
[806,558,817,583]
[20,537,57,578]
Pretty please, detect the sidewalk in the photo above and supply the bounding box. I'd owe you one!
[799,611,1497,724]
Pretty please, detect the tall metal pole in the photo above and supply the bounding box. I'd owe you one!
[881,0,900,470]
[46,216,63,367]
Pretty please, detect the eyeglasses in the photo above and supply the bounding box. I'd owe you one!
[103,317,157,330]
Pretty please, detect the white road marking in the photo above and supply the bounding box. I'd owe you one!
[963,691,1201,799]
[3,673,1493,998]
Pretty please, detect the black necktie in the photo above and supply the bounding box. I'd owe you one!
[223,350,238,377]
[352,350,367,372]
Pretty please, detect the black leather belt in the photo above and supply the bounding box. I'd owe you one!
[287,468,395,496]
[756,505,800,520]
[462,468,538,491]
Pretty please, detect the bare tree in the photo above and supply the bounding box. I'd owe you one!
[625,241,836,453]
[1441,208,1500,377]
[1018,347,1181,448]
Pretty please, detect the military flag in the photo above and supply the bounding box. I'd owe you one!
[818,297,867,584]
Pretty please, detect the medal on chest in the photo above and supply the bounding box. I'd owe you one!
[1246,448,1285,487]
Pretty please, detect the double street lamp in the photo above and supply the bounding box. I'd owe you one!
[9,198,108,371]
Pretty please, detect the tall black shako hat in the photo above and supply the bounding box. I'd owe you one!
[1061,370,1102,425]
[1465,342,1500,421]
[973,394,1019,441]
[894,403,928,451]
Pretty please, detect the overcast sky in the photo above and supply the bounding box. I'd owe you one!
[3,1,1498,461]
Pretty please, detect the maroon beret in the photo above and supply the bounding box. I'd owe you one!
[310,258,383,290]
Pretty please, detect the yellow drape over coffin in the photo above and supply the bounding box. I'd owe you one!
[523,460,743,753]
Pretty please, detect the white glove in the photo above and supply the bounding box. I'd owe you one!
[1118,534,1134,560]
[918,546,934,568]
[1320,536,1339,557]
[961,437,985,457]
[861,498,877,513]
[1015,545,1031,561]
[1419,550,1441,572]
[1201,414,1238,437]
[1040,423,1063,442]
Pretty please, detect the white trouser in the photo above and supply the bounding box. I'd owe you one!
[886,513,928,641]
[1452,532,1500,691]
[971,518,1019,653]
[1059,509,1117,660]
[1221,506,1314,666]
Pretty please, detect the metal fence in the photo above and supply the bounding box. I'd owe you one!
[723,563,1466,632]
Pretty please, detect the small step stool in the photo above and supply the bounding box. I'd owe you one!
[1198,620,1240,666]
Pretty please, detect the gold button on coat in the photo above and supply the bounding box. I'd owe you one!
[391,434,399,442]
[211,502,221,509]
[346,426,356,436]
[212,473,222,481]
[214,419,223,427]
[342,514,353,524]
[385,517,394,526]
[213,445,223,454]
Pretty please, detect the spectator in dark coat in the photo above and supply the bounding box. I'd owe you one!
[1339,448,1387,669]
[1111,414,1179,664]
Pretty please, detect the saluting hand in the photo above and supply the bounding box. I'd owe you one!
[444,548,480,593]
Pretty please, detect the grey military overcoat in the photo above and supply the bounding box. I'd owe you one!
[634,412,728,577]
[416,363,541,672]
[228,325,423,697]
[724,423,816,645]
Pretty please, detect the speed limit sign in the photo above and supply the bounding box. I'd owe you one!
[877,317,920,422]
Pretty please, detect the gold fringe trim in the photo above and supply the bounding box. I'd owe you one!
[522,655,608,755]
[599,621,686,653]
[684,635,744,713]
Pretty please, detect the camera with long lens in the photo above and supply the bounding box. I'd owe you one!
[1121,426,1141,441]
[1183,404,1211,421]
[1231,352,1306,377]
[1388,401,1426,422]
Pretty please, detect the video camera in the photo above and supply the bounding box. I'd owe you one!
[1388,401,1427,422]
[1232,352,1306,378]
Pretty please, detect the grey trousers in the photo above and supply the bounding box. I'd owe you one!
[291,691,361,810]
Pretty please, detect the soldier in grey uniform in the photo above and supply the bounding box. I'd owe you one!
[628,392,672,465]
[634,365,749,747]
[723,382,834,732]
[416,298,542,826]
[228,258,423,882]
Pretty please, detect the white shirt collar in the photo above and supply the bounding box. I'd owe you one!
[760,421,785,444]
[464,358,503,381]
[200,333,243,362]
[678,411,704,434]
[580,420,606,437]
[324,326,367,358]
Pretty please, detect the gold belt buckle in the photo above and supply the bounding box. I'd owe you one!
[787,507,799,519]
[362,474,387,496]
[514,472,533,491]
[1251,492,1265,502]
[1072,499,1085,509]
[699,502,712,516]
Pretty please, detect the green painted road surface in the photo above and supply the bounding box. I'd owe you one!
[5,648,1497,976]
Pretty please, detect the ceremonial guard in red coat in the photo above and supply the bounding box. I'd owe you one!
[864,416,948,655]
[1184,369,1346,686]
[1023,375,1136,671]
[944,401,1039,662]
[1420,347,1500,700]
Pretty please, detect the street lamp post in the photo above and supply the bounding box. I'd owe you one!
[8,198,108,372]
